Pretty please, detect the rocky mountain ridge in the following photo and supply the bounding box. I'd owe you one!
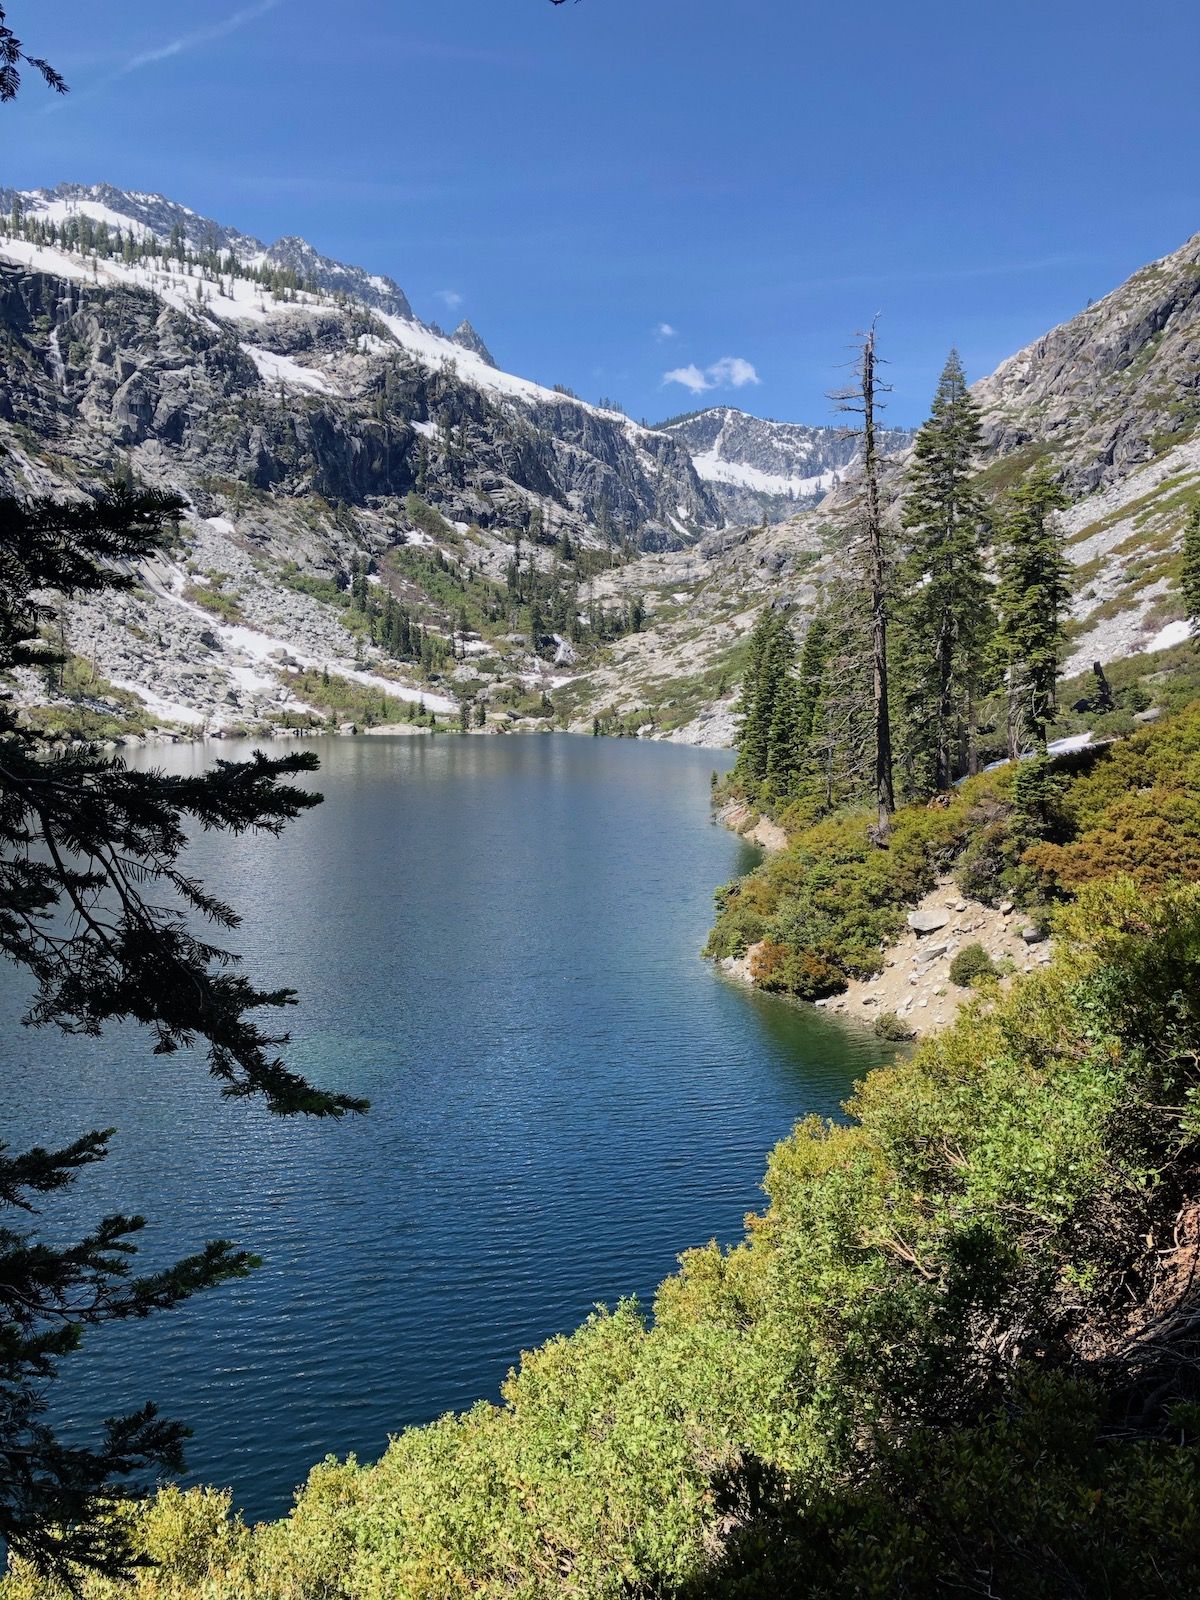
[0,181,733,731]
[660,405,915,524]
[567,228,1200,745]
[3,189,1199,745]
[974,228,1200,491]
[0,183,418,319]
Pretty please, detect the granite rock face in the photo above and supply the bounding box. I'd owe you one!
[661,405,914,525]
[974,229,1200,491]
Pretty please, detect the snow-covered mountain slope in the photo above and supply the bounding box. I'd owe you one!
[0,182,725,733]
[659,406,914,524]
[0,181,714,514]
[0,183,417,318]
[0,181,721,542]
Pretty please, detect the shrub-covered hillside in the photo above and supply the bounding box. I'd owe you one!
[707,699,1200,999]
[8,876,1200,1598]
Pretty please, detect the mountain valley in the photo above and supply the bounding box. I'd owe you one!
[2,184,1199,746]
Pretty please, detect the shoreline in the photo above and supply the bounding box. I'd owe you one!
[711,803,1051,1040]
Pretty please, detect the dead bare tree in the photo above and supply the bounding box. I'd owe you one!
[833,323,896,837]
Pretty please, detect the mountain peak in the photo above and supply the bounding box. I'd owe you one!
[450,319,495,367]
[660,406,915,522]
[0,182,414,320]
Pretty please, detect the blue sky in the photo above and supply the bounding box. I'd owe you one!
[5,0,1199,425]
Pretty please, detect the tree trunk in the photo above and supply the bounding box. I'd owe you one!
[935,616,953,792]
[860,328,896,833]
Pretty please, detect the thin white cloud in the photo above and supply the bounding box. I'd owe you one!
[655,322,678,340]
[45,0,286,109]
[435,289,464,312]
[122,0,285,73]
[663,355,761,394]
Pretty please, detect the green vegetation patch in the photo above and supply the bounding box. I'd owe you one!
[280,669,432,729]
[14,878,1200,1598]
[709,700,1200,1001]
[19,656,155,740]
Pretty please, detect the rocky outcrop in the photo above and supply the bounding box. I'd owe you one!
[450,320,496,366]
[661,405,913,524]
[0,256,718,550]
[974,230,1200,491]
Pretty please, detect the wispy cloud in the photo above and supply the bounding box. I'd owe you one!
[49,0,284,106]
[435,289,464,312]
[663,356,760,395]
[123,0,285,73]
[655,322,678,341]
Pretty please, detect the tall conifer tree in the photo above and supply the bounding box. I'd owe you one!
[834,325,895,835]
[995,462,1071,756]
[894,350,992,795]
[1181,503,1200,648]
[734,609,802,791]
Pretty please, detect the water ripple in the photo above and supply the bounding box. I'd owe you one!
[0,735,896,1520]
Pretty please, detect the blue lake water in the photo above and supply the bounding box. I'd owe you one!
[0,733,896,1522]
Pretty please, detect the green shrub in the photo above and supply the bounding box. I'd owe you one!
[948,942,997,988]
[16,880,1200,1599]
[713,702,1200,1002]
[872,1011,916,1041]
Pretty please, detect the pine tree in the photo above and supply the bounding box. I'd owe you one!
[893,350,993,796]
[834,324,895,835]
[765,661,805,791]
[734,609,802,792]
[800,582,876,811]
[733,608,778,785]
[795,611,829,747]
[1182,503,1200,647]
[0,486,364,1583]
[995,462,1071,756]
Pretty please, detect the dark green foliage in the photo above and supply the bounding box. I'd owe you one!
[996,463,1072,754]
[1011,751,1068,839]
[0,4,66,101]
[872,1010,916,1041]
[948,940,996,987]
[893,350,994,796]
[0,487,363,1584]
[733,609,805,793]
[1183,502,1200,647]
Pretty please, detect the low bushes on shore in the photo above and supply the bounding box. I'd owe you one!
[9,876,1200,1598]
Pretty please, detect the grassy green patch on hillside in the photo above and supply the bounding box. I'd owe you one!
[278,669,432,729]
[19,656,156,741]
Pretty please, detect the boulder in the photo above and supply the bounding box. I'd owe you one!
[907,908,950,935]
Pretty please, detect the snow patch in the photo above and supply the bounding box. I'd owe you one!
[247,346,338,395]
[691,449,839,499]
[1146,618,1193,653]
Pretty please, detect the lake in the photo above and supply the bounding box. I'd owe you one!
[0,733,896,1522]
